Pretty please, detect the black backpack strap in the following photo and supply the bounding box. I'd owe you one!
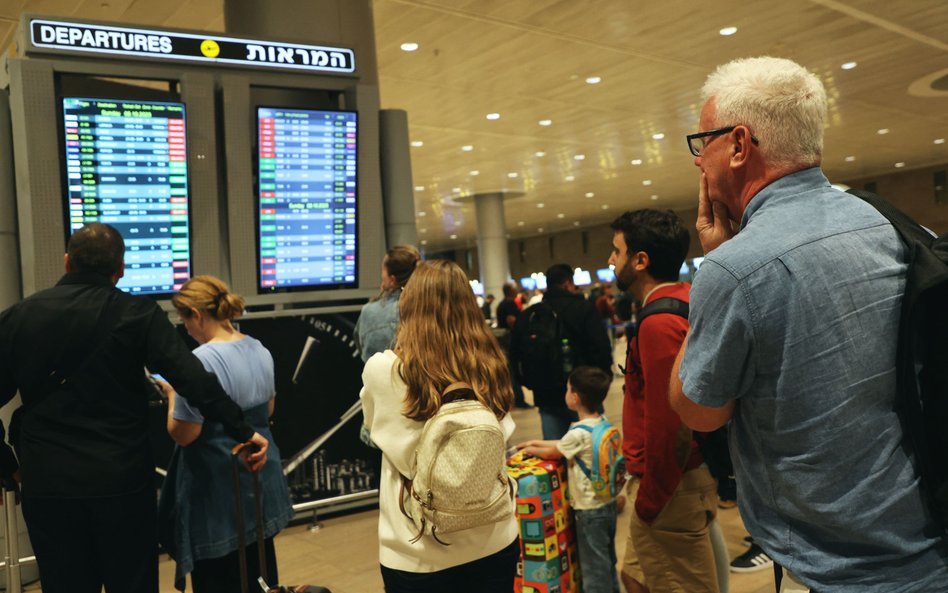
[637,296,689,325]
[623,297,688,376]
[847,189,936,247]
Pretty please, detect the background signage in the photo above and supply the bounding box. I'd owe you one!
[29,18,356,74]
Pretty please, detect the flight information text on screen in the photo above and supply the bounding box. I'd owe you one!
[62,97,192,295]
[257,107,357,291]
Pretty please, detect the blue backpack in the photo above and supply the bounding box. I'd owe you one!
[569,418,626,502]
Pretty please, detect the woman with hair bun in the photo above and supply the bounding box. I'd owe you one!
[355,245,421,362]
[157,275,294,593]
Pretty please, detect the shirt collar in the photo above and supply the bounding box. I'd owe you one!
[56,271,115,287]
[643,282,678,305]
[740,167,830,230]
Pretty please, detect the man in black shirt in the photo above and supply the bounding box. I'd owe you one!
[511,263,612,438]
[0,223,268,593]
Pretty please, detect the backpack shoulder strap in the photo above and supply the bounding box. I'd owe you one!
[637,296,689,325]
[846,188,936,247]
[567,424,594,479]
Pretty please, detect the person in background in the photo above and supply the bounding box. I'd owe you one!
[481,293,496,321]
[0,223,266,593]
[609,209,719,593]
[517,366,621,593]
[669,56,948,592]
[360,260,519,592]
[355,245,421,362]
[496,282,529,408]
[511,263,612,439]
[158,276,294,593]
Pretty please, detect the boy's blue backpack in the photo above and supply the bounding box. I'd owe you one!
[569,418,626,502]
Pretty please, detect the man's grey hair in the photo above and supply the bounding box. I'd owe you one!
[702,56,827,169]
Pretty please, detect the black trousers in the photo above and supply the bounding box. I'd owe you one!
[190,536,278,593]
[380,538,519,593]
[21,485,158,593]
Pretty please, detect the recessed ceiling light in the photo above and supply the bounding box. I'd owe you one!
[585,192,594,198]
[841,61,857,70]
[650,195,658,200]
[935,138,946,145]
[719,26,738,36]
[844,155,856,162]
[877,128,889,135]
[414,185,425,191]
[631,159,643,166]
[538,119,552,126]
[652,133,665,140]
[420,239,427,245]
[538,227,544,233]
[585,76,601,84]
[450,234,457,240]
[565,175,575,181]
[573,221,580,227]
[517,221,525,226]
[642,179,653,186]
[410,140,423,147]
[452,187,461,193]
[894,162,906,168]
[508,172,519,178]
[574,154,585,161]
[601,204,609,210]
[486,113,500,120]
[462,145,474,151]
[469,170,479,176]
[417,211,427,217]
[557,213,565,219]
[535,151,546,157]
[536,203,545,208]
[400,42,419,52]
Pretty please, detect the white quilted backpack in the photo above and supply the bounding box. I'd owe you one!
[399,382,515,545]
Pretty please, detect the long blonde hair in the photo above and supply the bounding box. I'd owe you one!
[172,275,245,321]
[395,260,513,421]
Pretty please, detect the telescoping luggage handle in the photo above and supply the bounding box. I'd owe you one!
[231,442,268,593]
[231,445,334,593]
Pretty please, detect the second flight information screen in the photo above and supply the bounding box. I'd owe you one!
[62,97,192,295]
[257,107,357,292]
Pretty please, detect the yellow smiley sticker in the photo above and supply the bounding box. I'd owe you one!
[200,39,220,58]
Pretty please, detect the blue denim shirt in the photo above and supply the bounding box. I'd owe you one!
[680,168,948,592]
[355,289,401,362]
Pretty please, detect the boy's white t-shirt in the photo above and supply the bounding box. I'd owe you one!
[556,416,610,510]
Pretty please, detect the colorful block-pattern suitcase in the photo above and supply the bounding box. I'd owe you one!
[506,453,581,593]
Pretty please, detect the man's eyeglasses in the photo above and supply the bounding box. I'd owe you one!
[686,126,759,157]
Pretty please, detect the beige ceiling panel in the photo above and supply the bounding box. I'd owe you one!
[0,1,27,20]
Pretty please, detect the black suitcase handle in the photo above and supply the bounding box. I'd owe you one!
[231,442,267,593]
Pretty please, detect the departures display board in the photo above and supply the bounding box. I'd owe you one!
[62,97,192,295]
[257,107,357,292]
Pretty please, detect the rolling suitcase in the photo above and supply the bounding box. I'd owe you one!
[506,452,581,593]
[231,443,332,593]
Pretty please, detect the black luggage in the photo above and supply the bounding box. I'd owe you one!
[231,443,332,593]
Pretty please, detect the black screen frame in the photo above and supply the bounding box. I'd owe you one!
[252,104,360,295]
[55,77,194,298]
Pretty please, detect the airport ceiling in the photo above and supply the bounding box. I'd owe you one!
[2,0,947,251]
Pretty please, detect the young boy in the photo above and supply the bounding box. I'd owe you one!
[518,366,620,593]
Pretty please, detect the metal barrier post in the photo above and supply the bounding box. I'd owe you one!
[3,489,20,593]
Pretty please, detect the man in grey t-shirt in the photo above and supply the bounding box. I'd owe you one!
[668,56,948,592]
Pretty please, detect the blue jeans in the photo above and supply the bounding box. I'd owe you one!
[575,501,620,593]
[538,406,578,440]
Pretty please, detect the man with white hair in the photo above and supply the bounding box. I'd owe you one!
[669,56,948,592]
